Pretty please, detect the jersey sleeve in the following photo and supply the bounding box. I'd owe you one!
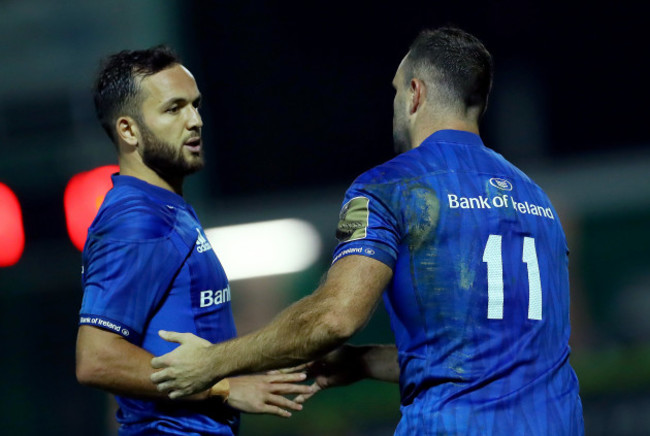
[331,182,401,269]
[79,233,189,345]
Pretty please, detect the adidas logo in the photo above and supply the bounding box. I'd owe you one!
[196,228,213,253]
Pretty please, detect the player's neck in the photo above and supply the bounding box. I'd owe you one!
[118,157,184,196]
[411,117,480,149]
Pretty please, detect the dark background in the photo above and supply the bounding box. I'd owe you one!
[187,2,648,196]
[1,1,650,435]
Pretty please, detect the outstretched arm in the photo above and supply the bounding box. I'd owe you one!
[151,255,393,399]
[292,344,399,403]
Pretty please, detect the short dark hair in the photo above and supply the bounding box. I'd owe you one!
[403,27,493,115]
[93,45,181,143]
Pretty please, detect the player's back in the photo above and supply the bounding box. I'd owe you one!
[363,130,583,435]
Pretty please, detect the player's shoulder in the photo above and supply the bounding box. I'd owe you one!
[490,148,545,190]
[90,184,178,241]
[352,150,424,188]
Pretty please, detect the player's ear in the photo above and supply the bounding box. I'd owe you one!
[409,78,425,114]
[116,116,139,148]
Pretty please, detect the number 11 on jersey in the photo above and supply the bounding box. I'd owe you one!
[482,234,542,321]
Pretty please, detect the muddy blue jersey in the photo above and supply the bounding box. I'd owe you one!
[79,175,239,436]
[332,130,583,435]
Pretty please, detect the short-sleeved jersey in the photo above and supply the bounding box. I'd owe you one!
[79,175,239,436]
[333,130,583,435]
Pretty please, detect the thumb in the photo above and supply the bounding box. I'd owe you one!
[158,330,185,343]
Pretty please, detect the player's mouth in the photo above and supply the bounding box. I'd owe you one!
[184,136,201,153]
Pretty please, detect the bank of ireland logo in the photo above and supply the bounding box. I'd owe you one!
[196,228,213,253]
[489,178,513,191]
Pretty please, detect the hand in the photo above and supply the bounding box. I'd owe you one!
[226,373,314,418]
[150,330,218,399]
[292,345,365,404]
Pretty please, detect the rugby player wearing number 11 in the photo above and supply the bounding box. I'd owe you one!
[151,27,584,435]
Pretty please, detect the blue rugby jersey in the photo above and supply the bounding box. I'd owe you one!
[332,130,583,435]
[79,175,239,436]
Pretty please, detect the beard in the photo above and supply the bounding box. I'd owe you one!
[139,122,204,178]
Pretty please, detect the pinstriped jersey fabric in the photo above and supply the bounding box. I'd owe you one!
[332,130,583,435]
[79,175,239,436]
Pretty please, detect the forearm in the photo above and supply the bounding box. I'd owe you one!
[81,343,162,398]
[206,257,392,380]
[215,288,351,377]
[358,344,400,383]
[150,255,394,398]
[76,326,210,400]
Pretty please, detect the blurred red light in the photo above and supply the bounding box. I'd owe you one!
[0,182,25,267]
[64,165,119,251]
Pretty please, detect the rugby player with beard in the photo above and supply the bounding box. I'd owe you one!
[75,46,312,436]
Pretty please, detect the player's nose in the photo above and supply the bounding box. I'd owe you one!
[187,106,203,129]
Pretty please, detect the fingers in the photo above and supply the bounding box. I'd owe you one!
[271,394,303,411]
[262,394,304,417]
[293,392,313,404]
[267,363,309,375]
[157,383,194,399]
[149,368,191,398]
[153,378,186,397]
[169,389,191,400]
[256,373,315,396]
[262,405,293,418]
[150,368,170,383]
[150,355,169,371]
[265,382,314,396]
[157,330,186,343]
[294,382,322,404]
[265,372,307,383]
[153,379,175,393]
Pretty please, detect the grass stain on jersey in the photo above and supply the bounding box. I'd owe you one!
[403,184,440,252]
[458,260,476,291]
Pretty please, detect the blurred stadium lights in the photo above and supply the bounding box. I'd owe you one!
[205,218,322,281]
[0,182,25,267]
[62,165,324,282]
[64,165,120,251]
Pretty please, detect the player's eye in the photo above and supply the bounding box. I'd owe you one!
[166,105,180,114]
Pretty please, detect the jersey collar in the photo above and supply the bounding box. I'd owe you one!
[422,129,484,147]
[110,174,188,208]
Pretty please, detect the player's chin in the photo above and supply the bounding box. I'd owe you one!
[182,156,205,174]
[183,147,203,160]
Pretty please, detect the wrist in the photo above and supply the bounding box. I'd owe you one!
[355,345,374,378]
[208,378,230,403]
[360,344,399,383]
